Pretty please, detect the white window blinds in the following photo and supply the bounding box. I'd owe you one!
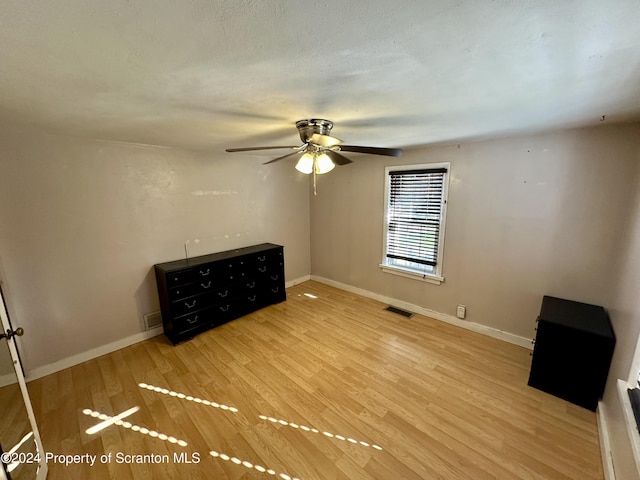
[386,167,447,268]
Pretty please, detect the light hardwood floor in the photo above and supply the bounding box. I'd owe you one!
[26,280,604,479]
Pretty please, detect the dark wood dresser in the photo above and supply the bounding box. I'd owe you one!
[528,295,615,411]
[154,243,286,344]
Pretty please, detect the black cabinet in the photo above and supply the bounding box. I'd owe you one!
[528,295,615,411]
[154,243,286,344]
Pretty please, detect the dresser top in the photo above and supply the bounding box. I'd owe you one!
[155,243,283,272]
[539,295,614,338]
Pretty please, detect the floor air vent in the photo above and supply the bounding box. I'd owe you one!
[385,306,414,318]
[144,311,163,330]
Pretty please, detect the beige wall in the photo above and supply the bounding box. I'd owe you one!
[0,126,311,371]
[311,124,640,337]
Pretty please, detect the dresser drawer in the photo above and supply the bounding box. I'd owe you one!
[170,283,198,300]
[211,283,240,301]
[242,279,259,292]
[250,251,282,268]
[238,286,285,311]
[193,264,216,280]
[211,298,245,322]
[166,269,195,287]
[264,282,286,303]
[173,308,214,331]
[257,270,284,284]
[251,260,284,278]
[170,293,213,317]
[169,278,223,301]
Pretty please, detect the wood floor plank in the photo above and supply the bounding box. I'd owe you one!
[23,280,603,479]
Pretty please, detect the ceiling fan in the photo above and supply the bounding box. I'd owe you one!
[225,118,403,176]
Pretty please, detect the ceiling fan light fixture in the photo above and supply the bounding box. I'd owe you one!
[295,152,335,175]
[295,153,315,174]
[226,118,402,178]
[314,153,335,174]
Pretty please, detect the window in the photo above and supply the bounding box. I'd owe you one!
[381,163,450,284]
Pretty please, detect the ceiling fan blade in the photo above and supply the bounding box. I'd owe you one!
[309,133,342,147]
[226,145,299,152]
[263,150,304,165]
[338,145,403,157]
[325,150,353,166]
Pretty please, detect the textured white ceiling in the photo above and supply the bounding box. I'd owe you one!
[1,0,639,153]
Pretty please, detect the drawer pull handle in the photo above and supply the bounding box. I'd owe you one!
[258,255,266,262]
[248,295,256,302]
[218,290,229,298]
[247,282,255,288]
[258,266,267,273]
[270,275,279,280]
[199,268,211,276]
[271,287,279,293]
[185,300,197,309]
[187,316,199,324]
[201,281,212,289]
[220,305,229,312]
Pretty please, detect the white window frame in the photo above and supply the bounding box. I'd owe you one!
[380,162,450,285]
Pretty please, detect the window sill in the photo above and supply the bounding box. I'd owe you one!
[380,265,444,285]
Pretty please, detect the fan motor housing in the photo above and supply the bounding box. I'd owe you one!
[296,119,333,142]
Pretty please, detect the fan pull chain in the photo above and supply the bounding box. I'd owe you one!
[313,168,317,195]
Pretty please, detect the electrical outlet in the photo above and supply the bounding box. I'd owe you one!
[456,305,466,319]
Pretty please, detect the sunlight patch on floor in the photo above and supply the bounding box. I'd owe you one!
[210,450,301,480]
[138,382,239,413]
[257,414,383,451]
[84,406,139,435]
[5,431,34,473]
[82,408,188,446]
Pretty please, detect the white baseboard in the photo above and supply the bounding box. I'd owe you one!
[27,327,164,382]
[310,275,533,350]
[286,275,311,288]
[598,400,617,480]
